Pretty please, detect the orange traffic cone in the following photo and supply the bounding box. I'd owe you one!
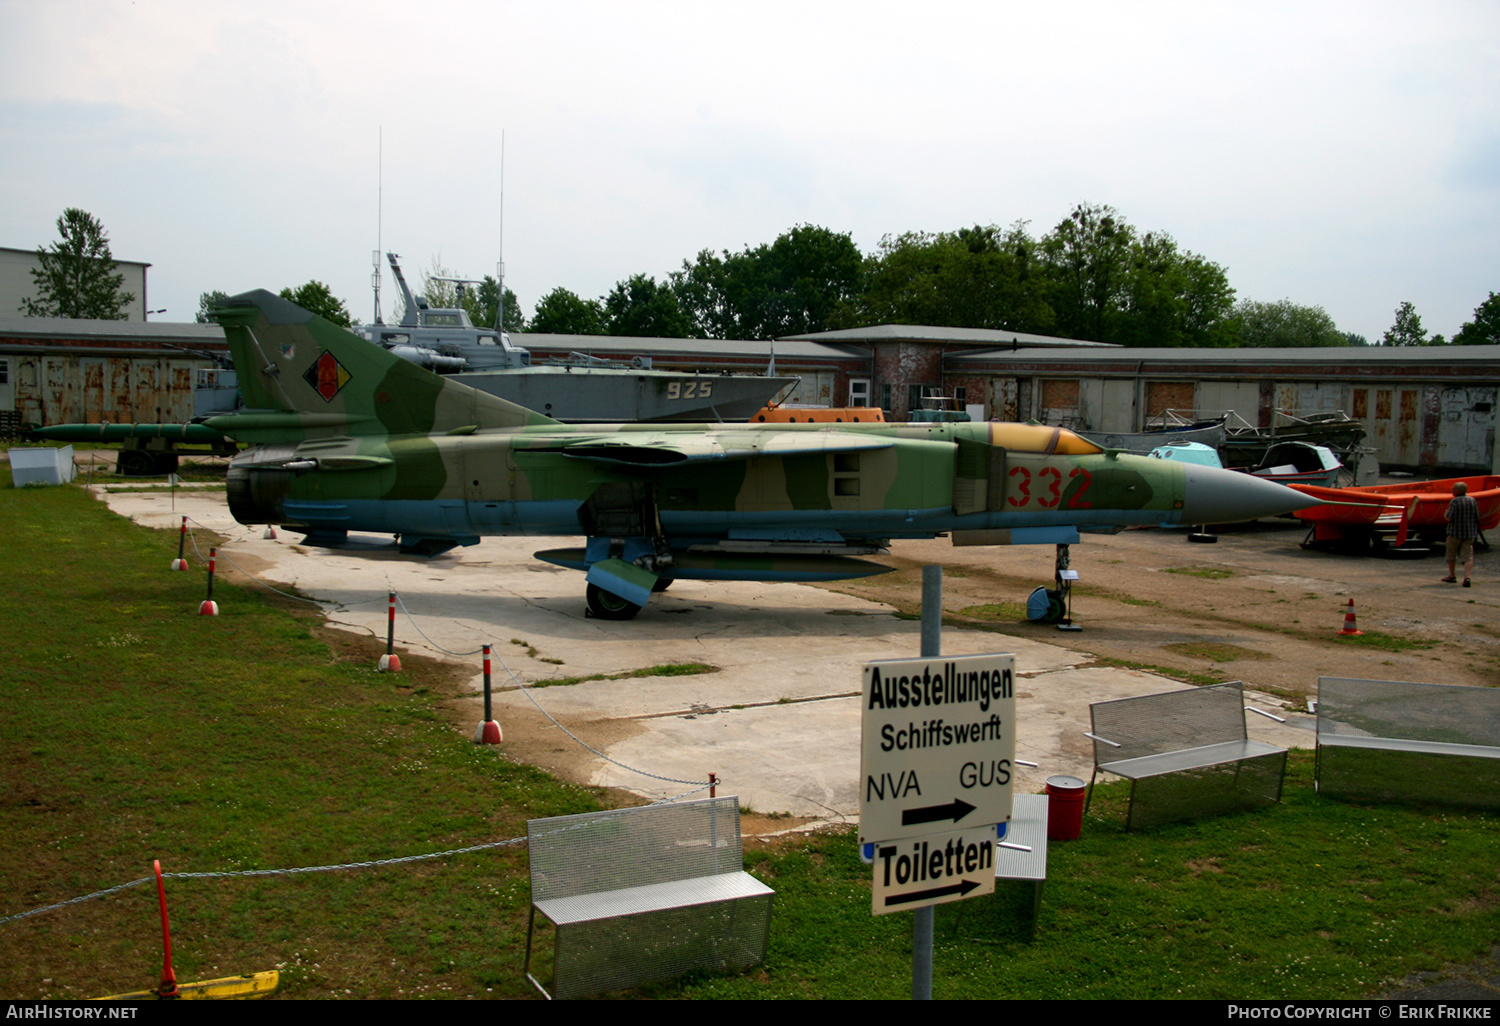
[1337,598,1363,636]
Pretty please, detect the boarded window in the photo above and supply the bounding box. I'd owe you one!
[1040,380,1080,408]
[1352,389,1367,419]
[1145,381,1196,419]
[1375,390,1392,420]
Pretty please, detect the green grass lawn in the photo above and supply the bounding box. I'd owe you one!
[690,758,1498,1000]
[0,472,602,999]
[1,472,1496,1000]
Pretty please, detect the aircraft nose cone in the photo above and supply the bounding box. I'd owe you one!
[1179,464,1321,524]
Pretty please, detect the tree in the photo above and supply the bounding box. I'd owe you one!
[1381,301,1430,346]
[671,225,864,338]
[195,290,229,324]
[1038,202,1136,343]
[604,274,692,337]
[845,222,1053,333]
[1033,204,1236,347]
[1453,291,1500,346]
[1115,231,1236,347]
[279,281,354,327]
[20,208,136,319]
[461,276,524,332]
[411,261,522,331]
[1231,299,1347,347]
[529,287,607,335]
[415,260,466,316]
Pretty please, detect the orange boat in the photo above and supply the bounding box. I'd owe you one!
[750,406,886,423]
[1290,475,1500,550]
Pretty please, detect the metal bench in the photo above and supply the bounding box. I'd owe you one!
[524,796,774,1000]
[1316,676,1500,810]
[1085,681,1288,830]
[949,794,1049,939]
[994,794,1049,933]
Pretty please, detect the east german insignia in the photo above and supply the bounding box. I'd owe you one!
[304,350,351,402]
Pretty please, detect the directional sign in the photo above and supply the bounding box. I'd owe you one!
[870,826,997,915]
[859,653,1016,845]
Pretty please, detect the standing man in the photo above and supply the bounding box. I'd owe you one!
[1443,481,1480,587]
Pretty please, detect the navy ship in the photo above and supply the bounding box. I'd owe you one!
[356,253,797,423]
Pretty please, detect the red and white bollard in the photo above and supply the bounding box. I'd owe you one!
[199,547,219,616]
[473,643,503,744]
[171,516,189,571]
[377,591,402,671]
[1337,598,1363,636]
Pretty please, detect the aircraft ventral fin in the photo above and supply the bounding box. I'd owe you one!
[557,432,896,466]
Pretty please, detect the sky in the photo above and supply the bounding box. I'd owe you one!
[1,0,1496,343]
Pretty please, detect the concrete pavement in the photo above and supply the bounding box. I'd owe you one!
[97,484,1313,825]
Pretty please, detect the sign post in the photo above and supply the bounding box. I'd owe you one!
[870,825,999,913]
[871,566,1019,999]
[860,650,1016,915]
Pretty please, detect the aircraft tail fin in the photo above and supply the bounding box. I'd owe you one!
[210,289,558,440]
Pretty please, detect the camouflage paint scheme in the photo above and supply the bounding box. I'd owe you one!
[211,291,1311,619]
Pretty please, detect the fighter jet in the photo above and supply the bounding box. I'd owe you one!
[209,290,1311,620]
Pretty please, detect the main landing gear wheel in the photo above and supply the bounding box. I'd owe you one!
[1025,587,1066,625]
[586,583,643,621]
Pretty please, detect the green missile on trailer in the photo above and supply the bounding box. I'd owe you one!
[33,423,230,444]
[207,290,1316,620]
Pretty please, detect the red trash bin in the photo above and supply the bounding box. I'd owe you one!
[1045,774,1087,840]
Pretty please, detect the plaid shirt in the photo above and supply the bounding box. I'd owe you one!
[1446,494,1480,541]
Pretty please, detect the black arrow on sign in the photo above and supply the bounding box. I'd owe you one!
[883,879,982,907]
[901,798,976,827]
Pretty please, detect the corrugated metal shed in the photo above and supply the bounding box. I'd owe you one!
[0,317,229,430]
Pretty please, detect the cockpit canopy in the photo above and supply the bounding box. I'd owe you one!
[988,423,1103,455]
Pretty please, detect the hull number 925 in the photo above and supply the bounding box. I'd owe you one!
[667,381,712,400]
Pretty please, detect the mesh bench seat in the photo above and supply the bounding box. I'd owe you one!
[993,794,1048,931]
[1099,738,1288,780]
[524,796,773,1000]
[1317,734,1500,759]
[533,872,775,929]
[1087,682,1288,830]
[1316,677,1500,810]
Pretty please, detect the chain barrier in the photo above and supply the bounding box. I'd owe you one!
[2,780,725,927]
[182,518,325,607]
[393,592,486,657]
[0,877,154,927]
[165,835,528,879]
[0,835,528,928]
[490,646,711,788]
